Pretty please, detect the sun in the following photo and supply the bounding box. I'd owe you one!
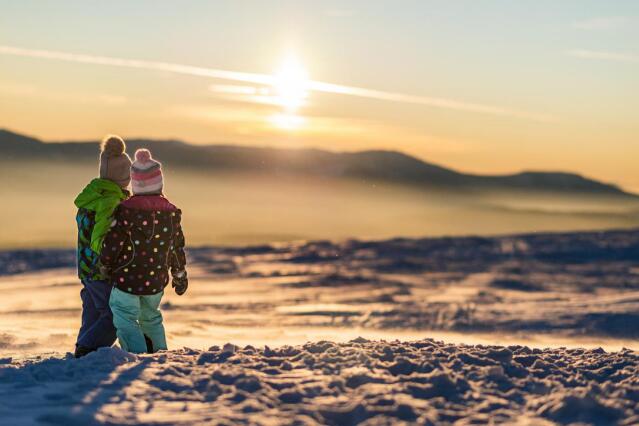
[266,54,310,131]
[272,55,309,111]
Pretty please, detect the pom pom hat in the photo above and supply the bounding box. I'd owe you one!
[99,135,132,189]
[131,148,164,195]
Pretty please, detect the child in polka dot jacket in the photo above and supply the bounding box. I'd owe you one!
[100,149,188,353]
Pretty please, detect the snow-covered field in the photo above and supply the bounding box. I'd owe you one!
[3,339,639,425]
[2,229,639,424]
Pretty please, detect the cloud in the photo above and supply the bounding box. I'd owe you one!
[572,16,630,30]
[568,49,639,63]
[209,84,261,96]
[0,45,553,122]
[174,101,475,156]
[0,80,127,105]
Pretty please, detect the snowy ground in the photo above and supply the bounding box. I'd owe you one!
[2,229,639,356]
[1,229,639,424]
[2,339,639,425]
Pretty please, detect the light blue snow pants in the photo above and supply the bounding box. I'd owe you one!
[109,287,168,354]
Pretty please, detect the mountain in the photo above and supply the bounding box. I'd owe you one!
[0,128,633,197]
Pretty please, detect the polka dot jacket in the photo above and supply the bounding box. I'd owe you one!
[100,195,186,295]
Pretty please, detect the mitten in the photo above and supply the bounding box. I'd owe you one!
[172,270,188,296]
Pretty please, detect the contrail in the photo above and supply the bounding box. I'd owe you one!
[308,81,550,120]
[0,45,274,85]
[0,45,553,121]
[568,49,639,63]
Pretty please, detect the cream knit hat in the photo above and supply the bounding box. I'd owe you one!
[99,135,132,189]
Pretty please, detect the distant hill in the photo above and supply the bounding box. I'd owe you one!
[0,128,633,197]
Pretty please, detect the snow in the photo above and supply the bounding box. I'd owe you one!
[2,339,639,425]
[2,228,639,424]
[3,229,639,356]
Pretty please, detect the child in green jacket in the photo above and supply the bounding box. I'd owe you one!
[74,135,131,358]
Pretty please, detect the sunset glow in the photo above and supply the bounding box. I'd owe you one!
[272,55,310,112]
[268,55,310,130]
[3,4,639,424]
[0,2,637,191]
[268,112,305,130]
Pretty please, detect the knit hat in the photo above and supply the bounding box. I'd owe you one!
[99,135,132,189]
[131,149,164,195]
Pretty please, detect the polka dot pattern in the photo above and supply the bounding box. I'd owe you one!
[100,201,186,296]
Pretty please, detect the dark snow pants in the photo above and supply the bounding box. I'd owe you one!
[76,279,117,349]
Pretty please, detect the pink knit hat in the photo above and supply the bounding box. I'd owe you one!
[131,149,163,195]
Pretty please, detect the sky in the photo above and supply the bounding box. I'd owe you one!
[1,0,638,191]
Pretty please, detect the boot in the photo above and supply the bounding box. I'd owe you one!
[74,345,95,358]
[144,334,154,354]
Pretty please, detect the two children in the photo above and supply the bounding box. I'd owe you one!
[100,149,188,353]
[75,137,187,356]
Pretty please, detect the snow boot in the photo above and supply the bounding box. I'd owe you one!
[74,345,95,358]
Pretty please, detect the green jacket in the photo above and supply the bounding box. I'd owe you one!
[75,179,128,280]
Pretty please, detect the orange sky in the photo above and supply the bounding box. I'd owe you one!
[1,1,638,191]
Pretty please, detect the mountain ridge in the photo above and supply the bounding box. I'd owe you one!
[0,128,634,197]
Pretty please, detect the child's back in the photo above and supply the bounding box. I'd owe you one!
[102,193,186,295]
[74,136,131,358]
[100,149,187,353]
[75,178,128,280]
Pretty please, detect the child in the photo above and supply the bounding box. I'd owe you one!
[74,135,131,358]
[100,148,188,353]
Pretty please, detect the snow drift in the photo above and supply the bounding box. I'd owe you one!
[1,338,638,425]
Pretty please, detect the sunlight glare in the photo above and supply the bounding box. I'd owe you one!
[269,113,305,130]
[273,55,309,112]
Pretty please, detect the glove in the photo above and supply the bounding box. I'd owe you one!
[172,270,188,296]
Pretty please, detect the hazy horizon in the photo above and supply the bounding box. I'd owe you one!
[1,1,638,192]
[1,159,638,249]
[2,126,637,195]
